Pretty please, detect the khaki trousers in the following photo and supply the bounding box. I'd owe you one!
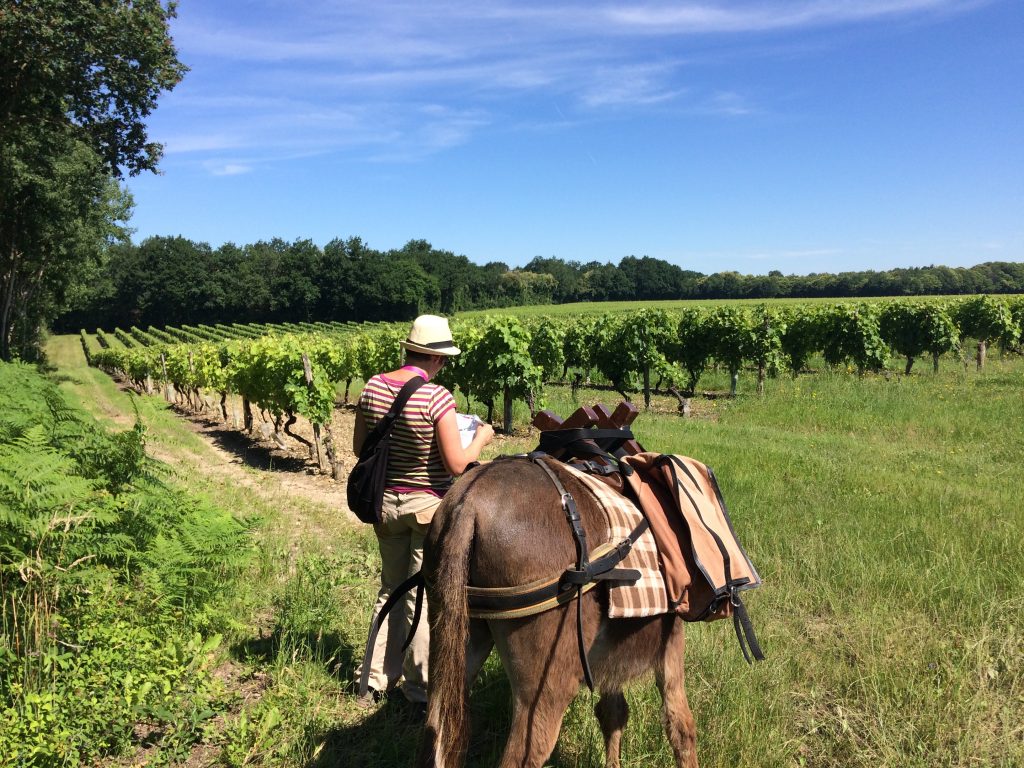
[356,489,439,703]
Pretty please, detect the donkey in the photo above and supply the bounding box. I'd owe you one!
[417,457,698,768]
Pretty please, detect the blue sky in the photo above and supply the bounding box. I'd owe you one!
[126,0,1024,275]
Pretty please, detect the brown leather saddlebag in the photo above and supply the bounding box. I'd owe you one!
[623,452,764,661]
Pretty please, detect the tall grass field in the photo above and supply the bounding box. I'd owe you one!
[5,333,1022,766]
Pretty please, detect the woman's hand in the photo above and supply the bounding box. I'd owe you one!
[436,410,494,475]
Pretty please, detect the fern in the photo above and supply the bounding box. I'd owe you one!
[0,362,254,764]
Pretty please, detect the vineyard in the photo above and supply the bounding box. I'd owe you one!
[3,294,1023,767]
[83,295,1024,453]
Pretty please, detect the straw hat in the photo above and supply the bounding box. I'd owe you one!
[400,315,461,356]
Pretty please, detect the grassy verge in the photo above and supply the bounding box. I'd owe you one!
[0,360,252,766]
[41,335,1024,767]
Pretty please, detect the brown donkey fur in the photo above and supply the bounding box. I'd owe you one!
[418,458,698,768]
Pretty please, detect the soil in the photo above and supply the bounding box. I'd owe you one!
[137,386,363,529]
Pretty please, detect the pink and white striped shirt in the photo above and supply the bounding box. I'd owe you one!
[358,374,456,495]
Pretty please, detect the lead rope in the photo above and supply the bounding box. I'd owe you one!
[358,571,425,697]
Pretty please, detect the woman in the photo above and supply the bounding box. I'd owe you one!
[353,315,494,707]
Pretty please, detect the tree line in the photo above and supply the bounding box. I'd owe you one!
[56,234,1024,335]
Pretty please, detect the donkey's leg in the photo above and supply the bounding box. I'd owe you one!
[465,618,494,689]
[655,618,698,768]
[594,690,629,768]
[491,608,587,768]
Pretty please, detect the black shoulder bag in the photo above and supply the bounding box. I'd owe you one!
[347,376,425,524]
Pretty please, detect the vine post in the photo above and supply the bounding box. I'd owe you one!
[160,353,172,402]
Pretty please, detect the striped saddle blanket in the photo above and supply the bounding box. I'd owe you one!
[563,464,670,618]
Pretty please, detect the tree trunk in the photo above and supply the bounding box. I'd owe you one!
[503,385,513,433]
[757,364,765,396]
[301,353,325,470]
[905,356,914,375]
[323,425,342,480]
[571,373,582,399]
[643,364,651,410]
[272,414,288,449]
[283,412,313,451]
[976,340,987,370]
[668,387,691,417]
[243,397,253,432]
[0,255,19,362]
[220,392,229,421]
[485,399,494,425]
[730,370,739,397]
[933,351,940,374]
[344,378,352,404]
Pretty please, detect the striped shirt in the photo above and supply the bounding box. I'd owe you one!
[358,374,456,494]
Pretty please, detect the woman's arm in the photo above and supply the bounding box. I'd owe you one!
[353,409,367,455]
[435,409,494,476]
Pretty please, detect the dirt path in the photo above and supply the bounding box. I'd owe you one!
[47,334,363,540]
[149,397,358,518]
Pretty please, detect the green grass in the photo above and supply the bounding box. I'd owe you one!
[43,334,1024,766]
[536,363,1024,767]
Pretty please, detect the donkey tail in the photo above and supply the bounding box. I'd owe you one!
[417,483,478,768]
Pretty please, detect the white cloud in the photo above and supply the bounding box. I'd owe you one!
[207,163,253,176]
[157,0,988,163]
[695,91,757,116]
[578,63,688,108]
[163,133,246,154]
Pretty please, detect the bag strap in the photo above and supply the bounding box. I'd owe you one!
[358,376,425,458]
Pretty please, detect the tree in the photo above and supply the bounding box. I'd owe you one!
[0,0,185,359]
[580,262,626,301]
[592,310,674,407]
[879,301,958,374]
[706,307,750,396]
[780,306,824,377]
[746,305,786,395]
[318,237,366,320]
[669,309,714,395]
[523,257,584,303]
[821,303,888,375]
[398,240,475,314]
[349,252,438,321]
[268,239,322,322]
[1009,298,1024,354]
[111,236,217,328]
[528,319,565,382]
[954,295,1015,369]
[464,318,542,432]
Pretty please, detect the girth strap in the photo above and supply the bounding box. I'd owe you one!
[731,588,765,663]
